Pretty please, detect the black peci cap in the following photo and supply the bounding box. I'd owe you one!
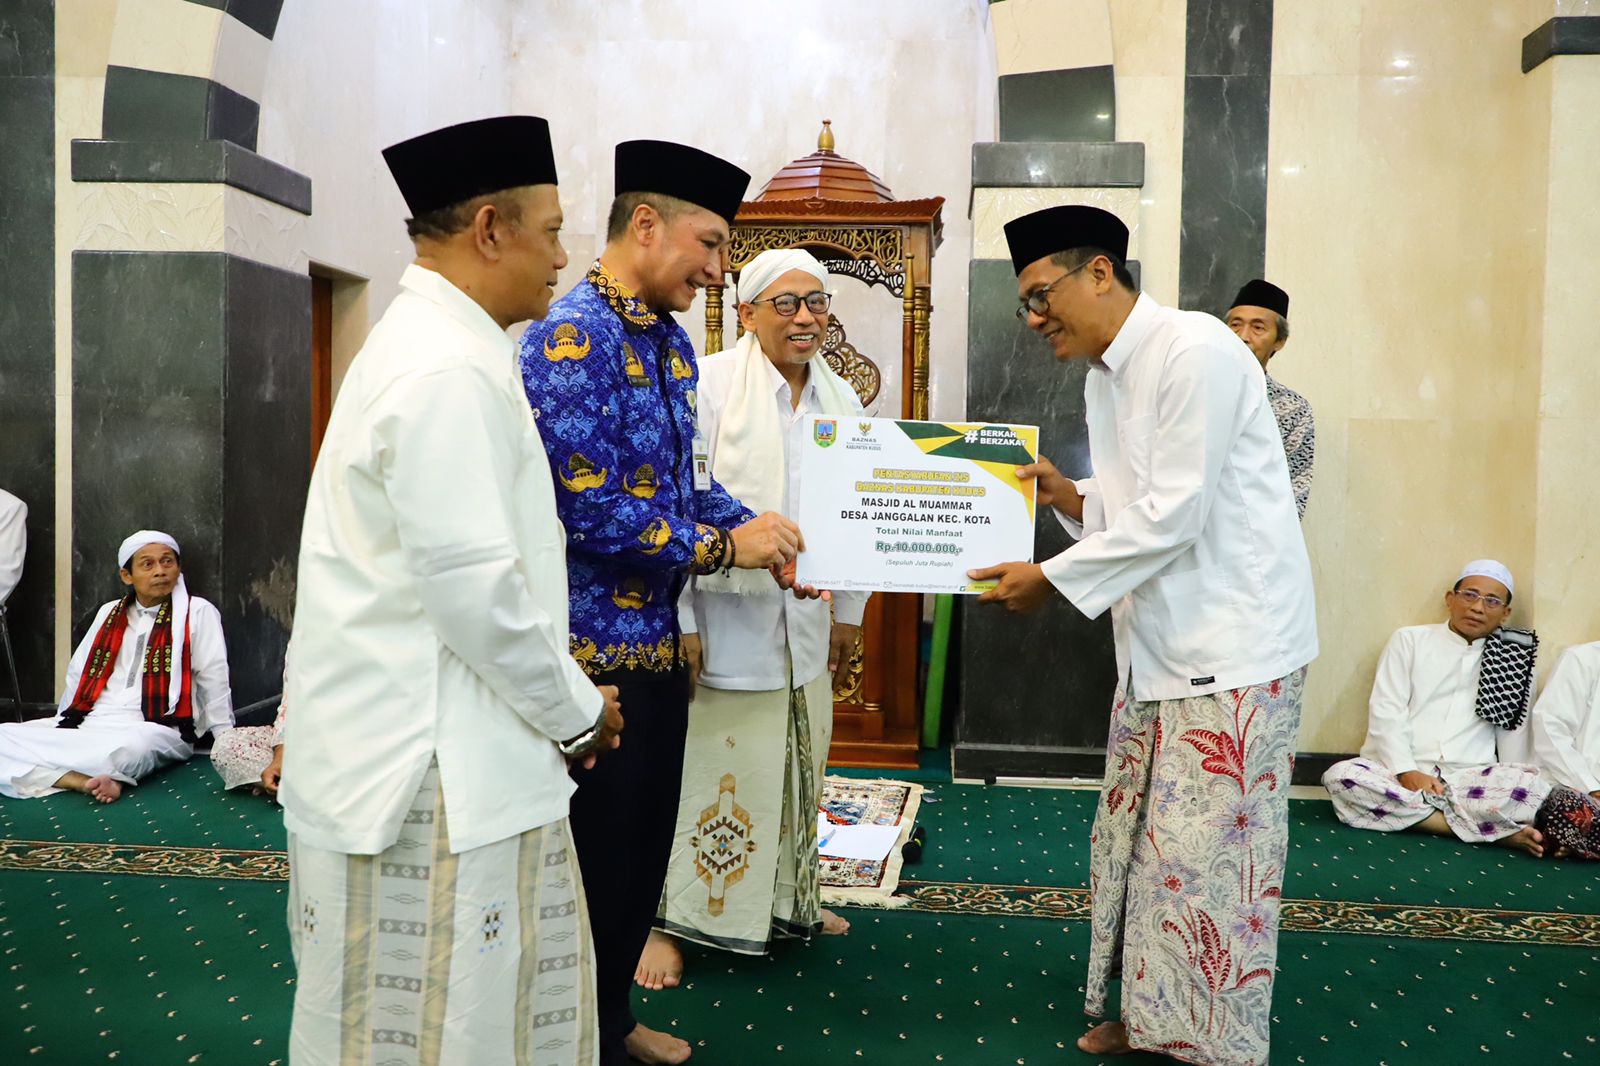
[382,115,558,218]
[614,139,751,226]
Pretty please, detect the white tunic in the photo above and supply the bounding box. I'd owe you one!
[280,265,601,856]
[0,488,25,605]
[1045,293,1318,700]
[1358,622,1517,774]
[1530,641,1600,793]
[0,595,233,797]
[677,354,868,691]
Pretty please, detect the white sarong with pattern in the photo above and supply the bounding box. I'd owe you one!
[657,671,833,953]
[287,761,596,1065]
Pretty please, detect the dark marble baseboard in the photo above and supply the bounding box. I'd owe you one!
[1522,16,1600,73]
[72,138,312,215]
[184,0,287,40]
[971,141,1145,190]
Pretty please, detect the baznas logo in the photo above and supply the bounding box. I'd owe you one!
[858,421,873,435]
[814,419,838,447]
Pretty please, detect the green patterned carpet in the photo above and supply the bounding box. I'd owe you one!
[2,761,1597,1064]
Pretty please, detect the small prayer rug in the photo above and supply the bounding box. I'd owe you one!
[818,776,924,906]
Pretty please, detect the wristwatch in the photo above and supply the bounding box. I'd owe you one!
[558,707,607,758]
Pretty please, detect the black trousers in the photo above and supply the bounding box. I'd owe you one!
[568,670,690,1065]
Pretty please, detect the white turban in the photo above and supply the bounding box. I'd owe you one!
[1458,559,1514,597]
[732,248,830,306]
[118,529,181,569]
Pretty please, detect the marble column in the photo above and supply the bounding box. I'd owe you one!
[1179,0,1274,314]
[0,0,57,705]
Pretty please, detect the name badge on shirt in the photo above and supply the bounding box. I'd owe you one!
[692,431,711,492]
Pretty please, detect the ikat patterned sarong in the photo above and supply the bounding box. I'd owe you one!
[287,762,597,1065]
[1086,670,1305,1066]
[1322,757,1552,842]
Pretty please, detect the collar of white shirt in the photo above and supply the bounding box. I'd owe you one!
[398,263,516,363]
[766,354,817,408]
[1092,291,1159,378]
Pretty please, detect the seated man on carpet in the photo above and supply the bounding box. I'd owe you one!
[0,530,234,802]
[636,249,867,991]
[1323,559,1600,858]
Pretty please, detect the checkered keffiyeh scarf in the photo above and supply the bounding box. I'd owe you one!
[58,593,196,741]
[1475,627,1538,730]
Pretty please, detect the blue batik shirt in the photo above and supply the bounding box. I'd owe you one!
[518,261,755,678]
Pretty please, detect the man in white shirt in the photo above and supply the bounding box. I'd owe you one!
[1322,561,1557,855]
[1531,641,1600,798]
[0,530,233,802]
[634,250,867,991]
[279,116,621,1066]
[0,488,24,606]
[969,205,1318,1064]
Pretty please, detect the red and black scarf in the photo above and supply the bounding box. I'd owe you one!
[58,593,196,742]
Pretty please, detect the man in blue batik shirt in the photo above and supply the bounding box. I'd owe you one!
[520,139,805,1066]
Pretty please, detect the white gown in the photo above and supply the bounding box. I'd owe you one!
[0,596,233,798]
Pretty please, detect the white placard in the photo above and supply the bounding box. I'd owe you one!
[793,416,1039,594]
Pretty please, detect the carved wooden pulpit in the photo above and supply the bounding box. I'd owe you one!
[703,122,944,769]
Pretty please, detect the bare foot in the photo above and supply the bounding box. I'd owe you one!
[634,929,683,990]
[1501,825,1545,858]
[1076,1021,1131,1055]
[83,775,123,804]
[820,908,851,935]
[624,1023,691,1064]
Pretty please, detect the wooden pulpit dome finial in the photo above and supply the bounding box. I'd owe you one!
[818,119,835,152]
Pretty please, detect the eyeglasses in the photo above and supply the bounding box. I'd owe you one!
[1015,260,1089,320]
[750,291,832,317]
[1452,588,1508,610]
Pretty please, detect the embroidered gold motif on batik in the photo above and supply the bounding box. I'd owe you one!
[691,773,756,916]
[543,322,592,362]
[567,634,683,674]
[559,452,608,492]
[637,517,671,555]
[691,524,725,575]
[622,341,650,387]
[623,464,659,498]
[611,577,653,610]
[586,261,658,331]
[668,348,694,379]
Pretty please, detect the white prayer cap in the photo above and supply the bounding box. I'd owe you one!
[1457,559,1513,597]
[732,249,830,306]
[118,530,181,569]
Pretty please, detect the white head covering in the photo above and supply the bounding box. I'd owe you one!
[1458,559,1514,597]
[118,529,180,569]
[116,529,191,710]
[732,248,831,306]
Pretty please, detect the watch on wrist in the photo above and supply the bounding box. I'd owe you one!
[558,707,606,757]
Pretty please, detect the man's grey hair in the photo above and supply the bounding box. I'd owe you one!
[1050,247,1135,292]
[1274,313,1290,342]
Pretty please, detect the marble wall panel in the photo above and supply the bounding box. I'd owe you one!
[186,0,286,40]
[0,0,54,76]
[990,0,1115,75]
[998,66,1117,142]
[954,259,1118,778]
[972,187,1143,261]
[1178,72,1270,314]
[222,256,309,703]
[70,251,227,633]
[0,0,56,701]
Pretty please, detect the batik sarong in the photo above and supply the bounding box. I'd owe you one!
[1086,669,1305,1066]
[287,761,597,1065]
[657,671,833,953]
[1534,785,1600,859]
[1322,757,1551,842]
